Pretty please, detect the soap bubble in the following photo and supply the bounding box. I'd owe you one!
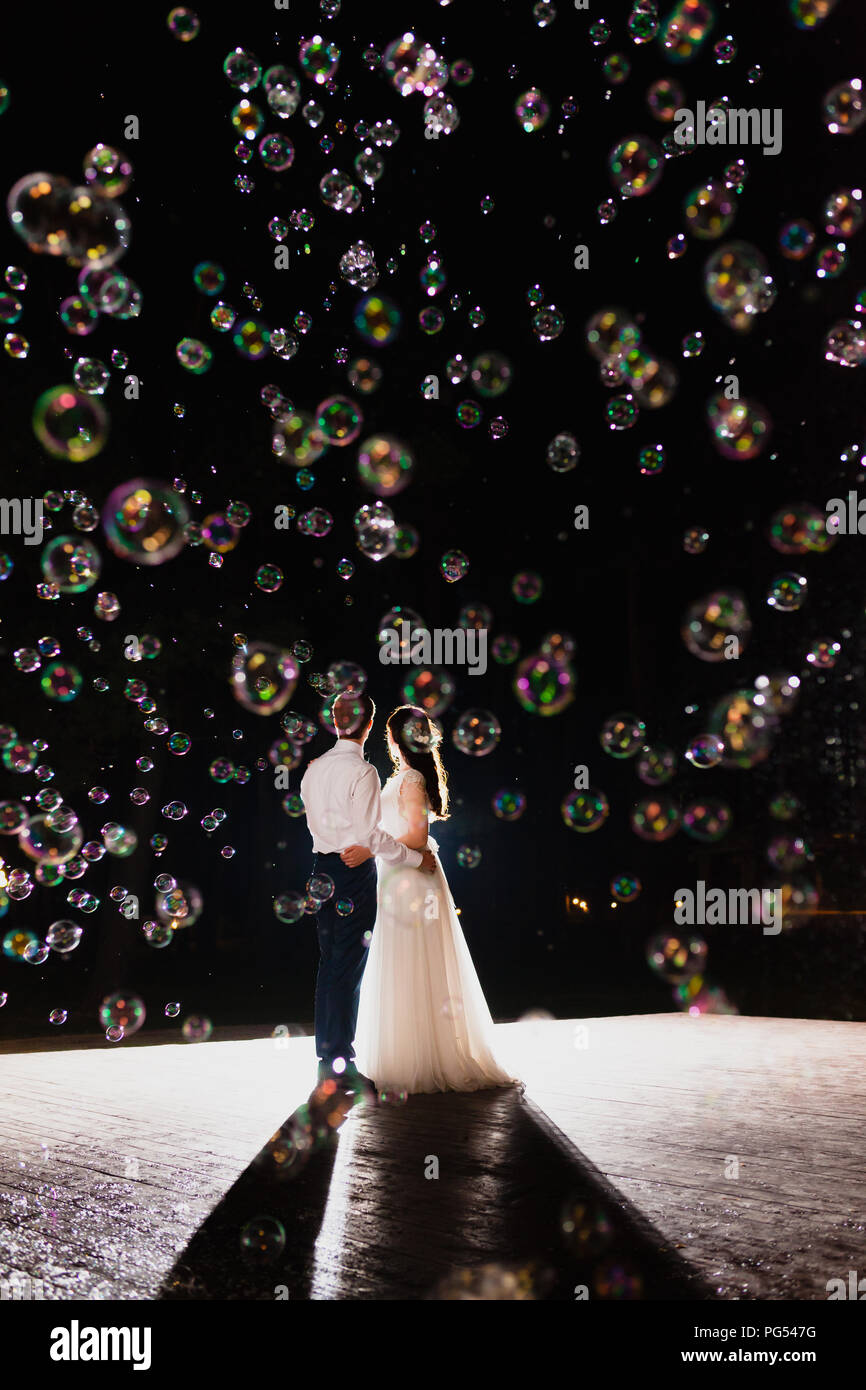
[46,920,83,952]
[515,89,550,133]
[600,712,646,758]
[456,844,481,868]
[547,433,580,472]
[232,643,298,714]
[41,536,101,592]
[708,690,778,768]
[685,734,725,769]
[630,796,681,841]
[682,590,752,661]
[33,386,108,461]
[561,788,609,832]
[99,990,145,1036]
[683,799,732,842]
[608,135,663,198]
[452,709,501,757]
[7,172,131,268]
[402,668,455,718]
[272,412,328,467]
[513,653,575,716]
[611,874,641,902]
[102,479,189,565]
[647,932,707,983]
[824,79,865,135]
[274,892,305,924]
[637,745,676,785]
[357,435,414,495]
[704,241,773,328]
[767,572,808,611]
[492,789,526,821]
[707,394,771,458]
[440,550,469,582]
[19,812,83,864]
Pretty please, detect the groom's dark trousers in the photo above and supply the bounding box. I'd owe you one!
[312,852,378,1066]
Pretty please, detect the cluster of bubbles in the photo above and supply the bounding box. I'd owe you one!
[585,307,678,428]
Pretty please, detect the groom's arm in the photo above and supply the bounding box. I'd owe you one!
[351,766,423,867]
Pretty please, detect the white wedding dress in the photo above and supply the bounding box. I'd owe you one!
[354,768,519,1094]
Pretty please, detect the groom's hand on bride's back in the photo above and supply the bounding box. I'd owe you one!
[340,844,373,867]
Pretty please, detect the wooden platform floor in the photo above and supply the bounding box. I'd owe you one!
[0,1015,862,1299]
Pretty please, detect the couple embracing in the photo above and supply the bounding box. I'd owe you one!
[300,693,520,1100]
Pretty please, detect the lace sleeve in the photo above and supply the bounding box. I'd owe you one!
[399,768,426,792]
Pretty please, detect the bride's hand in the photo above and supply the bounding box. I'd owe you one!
[340,844,372,867]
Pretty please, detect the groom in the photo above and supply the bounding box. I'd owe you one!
[301,692,435,1095]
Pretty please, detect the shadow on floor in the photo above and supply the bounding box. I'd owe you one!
[159,1082,712,1301]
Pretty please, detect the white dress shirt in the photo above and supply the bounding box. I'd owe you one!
[300,738,423,867]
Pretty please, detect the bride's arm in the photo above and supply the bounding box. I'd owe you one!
[396,780,430,851]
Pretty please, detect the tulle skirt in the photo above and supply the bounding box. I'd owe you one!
[354,844,520,1095]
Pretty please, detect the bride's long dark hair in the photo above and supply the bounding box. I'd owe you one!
[386,705,450,821]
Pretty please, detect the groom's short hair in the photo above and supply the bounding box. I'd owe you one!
[334,691,375,738]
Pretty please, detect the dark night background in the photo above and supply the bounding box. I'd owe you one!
[1,0,865,1046]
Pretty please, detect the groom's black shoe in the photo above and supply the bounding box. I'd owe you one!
[336,1062,378,1103]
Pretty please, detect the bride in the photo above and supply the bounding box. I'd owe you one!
[340,704,519,1096]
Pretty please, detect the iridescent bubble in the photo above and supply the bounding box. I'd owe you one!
[167,7,200,41]
[824,79,865,135]
[41,662,82,702]
[806,638,841,669]
[767,572,808,611]
[707,394,771,460]
[823,188,864,238]
[647,932,707,982]
[46,919,83,952]
[683,178,737,239]
[704,241,772,328]
[307,875,335,906]
[102,479,190,564]
[630,796,681,841]
[19,811,83,864]
[547,433,580,472]
[33,385,108,461]
[423,95,460,136]
[401,668,455,719]
[681,590,752,661]
[685,734,725,768]
[452,709,501,757]
[440,550,469,583]
[532,305,565,341]
[256,133,293,173]
[683,799,732,842]
[646,77,684,121]
[492,789,526,821]
[561,788,609,832]
[232,643,298,714]
[224,47,261,91]
[638,443,665,475]
[768,502,835,555]
[355,503,396,560]
[823,320,866,367]
[456,844,481,869]
[637,745,677,785]
[682,527,709,555]
[354,294,400,345]
[299,35,340,85]
[512,572,543,604]
[513,653,575,716]
[41,536,101,592]
[182,1015,213,1042]
[608,135,663,198]
[610,874,641,902]
[83,143,133,199]
[515,88,550,133]
[272,411,328,467]
[469,351,512,398]
[600,712,646,759]
[779,219,816,260]
[357,435,414,495]
[708,690,778,768]
[7,172,131,268]
[99,990,145,1036]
